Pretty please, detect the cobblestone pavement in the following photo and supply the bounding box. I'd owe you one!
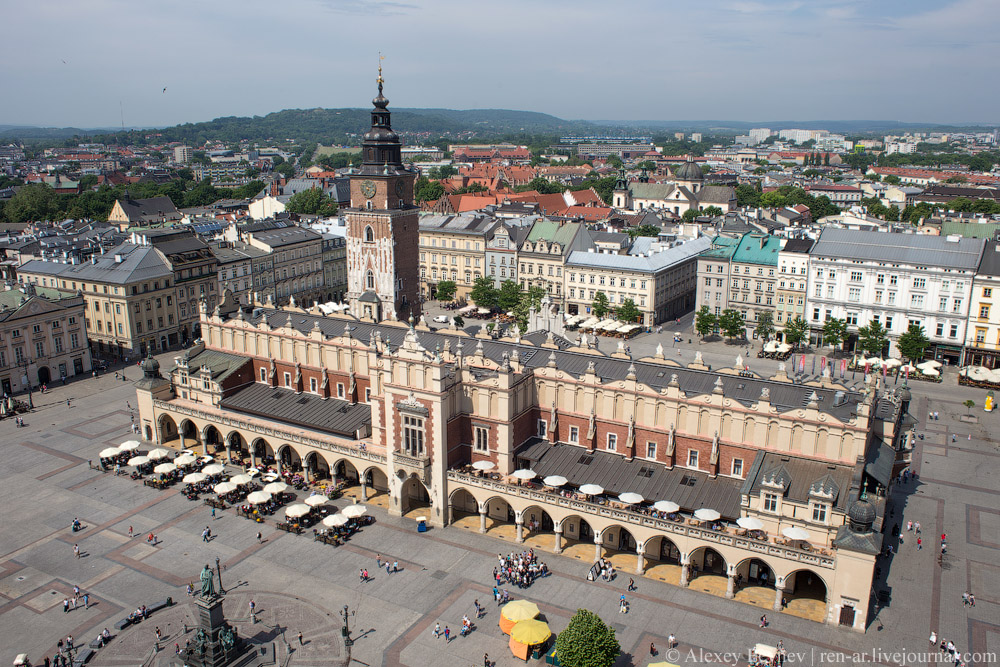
[0,346,998,667]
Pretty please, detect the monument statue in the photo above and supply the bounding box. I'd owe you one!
[200,564,216,598]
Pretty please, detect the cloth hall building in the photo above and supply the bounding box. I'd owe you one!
[135,79,904,633]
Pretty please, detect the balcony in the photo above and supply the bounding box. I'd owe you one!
[446,470,836,569]
[396,450,433,485]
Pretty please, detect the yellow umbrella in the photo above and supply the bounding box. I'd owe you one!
[501,600,540,623]
[510,619,551,645]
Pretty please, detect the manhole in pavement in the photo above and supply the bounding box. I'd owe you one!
[430,570,448,580]
[16,576,25,581]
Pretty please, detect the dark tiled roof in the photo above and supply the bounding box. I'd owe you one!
[515,440,743,519]
[864,442,895,488]
[741,451,854,511]
[219,383,371,439]
[181,348,248,383]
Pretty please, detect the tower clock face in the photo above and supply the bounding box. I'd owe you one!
[361,180,376,199]
[395,180,405,197]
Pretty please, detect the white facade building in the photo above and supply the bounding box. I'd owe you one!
[806,229,984,363]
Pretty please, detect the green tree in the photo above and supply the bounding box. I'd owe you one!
[718,309,746,341]
[754,311,775,341]
[682,209,699,222]
[886,204,900,222]
[497,280,523,312]
[606,155,623,169]
[428,165,457,180]
[636,160,656,172]
[735,183,761,208]
[802,169,821,178]
[452,183,488,195]
[822,317,848,354]
[285,187,338,216]
[274,162,295,178]
[783,316,809,349]
[702,205,724,217]
[883,175,901,185]
[897,322,930,363]
[760,191,786,209]
[694,305,717,339]
[434,280,457,302]
[469,275,498,310]
[554,609,620,667]
[591,292,610,318]
[963,399,975,416]
[414,177,445,202]
[516,177,563,195]
[626,224,661,239]
[857,320,888,356]
[512,285,546,331]
[616,298,641,323]
[2,184,62,223]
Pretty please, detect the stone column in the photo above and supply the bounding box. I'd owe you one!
[679,554,690,588]
[225,442,232,465]
[726,565,736,599]
[179,431,186,449]
[593,536,603,561]
[515,519,524,544]
[361,479,368,501]
[635,546,646,575]
[277,458,283,475]
[250,447,256,468]
[773,577,786,611]
[553,526,563,554]
[479,504,488,534]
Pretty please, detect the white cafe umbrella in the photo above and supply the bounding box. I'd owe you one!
[578,484,604,496]
[119,440,141,452]
[653,500,680,513]
[776,343,792,353]
[229,474,253,485]
[147,448,170,461]
[199,455,214,463]
[305,494,329,507]
[737,516,764,530]
[213,482,237,495]
[511,469,536,480]
[183,472,207,484]
[781,526,811,541]
[246,491,272,505]
[472,460,496,471]
[921,367,940,377]
[262,472,279,482]
[245,467,261,477]
[285,504,311,519]
[202,464,225,475]
[694,508,721,522]
[127,455,150,467]
[342,504,367,518]
[900,364,918,374]
[882,358,902,368]
[866,357,883,366]
[543,475,568,487]
[99,447,121,459]
[263,481,290,494]
[618,492,644,505]
[323,513,349,527]
[918,359,942,369]
[763,341,778,353]
[153,462,176,474]
[174,454,197,466]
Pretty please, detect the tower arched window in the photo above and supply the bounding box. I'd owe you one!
[366,201,373,211]
[364,225,375,242]
[366,270,375,290]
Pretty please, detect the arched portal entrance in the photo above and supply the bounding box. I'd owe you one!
[179,419,200,451]
[37,366,51,385]
[335,460,360,485]
[558,515,595,561]
[251,438,274,467]
[277,445,302,474]
[399,473,431,517]
[688,546,729,596]
[359,466,389,507]
[158,414,178,447]
[600,525,638,574]
[783,569,828,623]
[203,426,223,455]
[732,557,776,607]
[643,535,683,585]
[520,505,556,551]
[304,452,330,482]
[448,488,479,529]
[227,432,246,465]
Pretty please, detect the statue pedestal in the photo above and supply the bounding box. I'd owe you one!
[167,595,259,667]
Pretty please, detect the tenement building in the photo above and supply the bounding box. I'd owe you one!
[136,80,903,634]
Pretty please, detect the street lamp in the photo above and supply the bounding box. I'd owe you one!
[19,357,33,409]
[340,604,354,647]
[215,556,225,594]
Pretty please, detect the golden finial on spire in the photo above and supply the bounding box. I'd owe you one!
[377,52,385,85]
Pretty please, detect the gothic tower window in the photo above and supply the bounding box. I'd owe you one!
[364,225,375,242]
[366,270,375,290]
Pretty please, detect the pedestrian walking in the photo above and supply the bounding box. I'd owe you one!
[433,623,440,638]
[760,614,768,628]
[128,526,133,538]
[915,522,921,534]
[393,560,398,573]
[297,631,303,645]
[474,599,482,618]
[918,537,922,550]
[71,596,77,610]
[907,521,913,532]
[970,594,976,606]
[650,642,656,656]
[668,633,676,648]
[83,593,89,609]
[186,583,193,596]
[256,531,262,544]
[484,653,491,667]
[386,561,391,575]
[211,507,216,519]
[628,577,635,591]
[73,544,80,559]
[360,569,366,583]
[444,626,451,642]
[63,598,69,613]
[376,553,382,568]
[155,626,162,642]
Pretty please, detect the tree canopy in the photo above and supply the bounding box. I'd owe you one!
[822,317,848,353]
[616,298,641,323]
[897,322,930,362]
[754,311,775,341]
[285,187,338,216]
[554,609,620,667]
[434,280,457,302]
[695,305,717,339]
[783,316,809,349]
[469,275,498,310]
[858,320,889,356]
[592,292,610,318]
[719,309,746,341]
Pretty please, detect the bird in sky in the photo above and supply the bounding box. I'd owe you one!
[61,59,67,64]
[162,87,167,93]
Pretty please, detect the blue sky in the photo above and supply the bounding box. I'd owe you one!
[2,0,998,128]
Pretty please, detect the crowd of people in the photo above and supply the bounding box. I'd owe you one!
[493,549,549,590]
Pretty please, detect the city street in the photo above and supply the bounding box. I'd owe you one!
[0,342,998,667]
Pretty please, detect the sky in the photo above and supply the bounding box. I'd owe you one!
[2,0,999,128]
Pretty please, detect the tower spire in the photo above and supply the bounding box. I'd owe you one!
[377,52,384,95]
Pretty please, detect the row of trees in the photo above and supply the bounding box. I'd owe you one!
[734,183,840,220]
[0,177,265,223]
[441,277,548,332]
[590,292,641,323]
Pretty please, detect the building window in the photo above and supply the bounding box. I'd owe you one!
[403,415,424,455]
[53,337,63,353]
[284,372,291,387]
[366,271,375,290]
[337,383,345,398]
[607,433,617,451]
[812,503,828,523]
[365,388,371,402]
[763,492,778,513]
[260,367,266,382]
[310,377,317,393]
[731,458,744,476]
[537,419,547,438]
[980,305,990,319]
[950,324,959,338]
[646,441,656,459]
[474,426,489,452]
[984,287,993,298]
[569,426,579,444]
[936,323,944,337]
[364,226,374,242]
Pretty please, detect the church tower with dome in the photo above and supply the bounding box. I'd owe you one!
[345,63,420,322]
